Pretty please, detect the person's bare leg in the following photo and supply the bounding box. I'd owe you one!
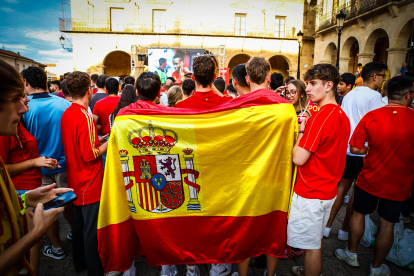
[26,207,42,275]
[326,179,353,228]
[347,211,365,253]
[341,185,355,232]
[266,255,277,276]
[237,258,250,276]
[47,220,62,248]
[303,247,322,276]
[372,216,394,268]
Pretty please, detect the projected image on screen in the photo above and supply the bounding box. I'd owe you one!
[148,48,204,85]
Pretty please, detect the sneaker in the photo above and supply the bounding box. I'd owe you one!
[19,267,29,275]
[281,248,303,260]
[263,269,276,276]
[161,265,179,276]
[67,230,72,241]
[368,264,390,276]
[42,244,65,260]
[106,272,121,276]
[231,273,238,276]
[323,227,331,238]
[210,264,231,276]
[291,266,304,276]
[335,248,359,266]
[187,265,200,276]
[344,195,350,204]
[399,214,410,224]
[338,230,349,241]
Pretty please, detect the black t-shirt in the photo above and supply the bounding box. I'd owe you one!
[89,93,108,111]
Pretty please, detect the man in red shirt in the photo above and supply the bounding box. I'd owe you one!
[335,75,414,276]
[288,64,350,276]
[93,77,119,136]
[62,71,108,276]
[175,56,230,109]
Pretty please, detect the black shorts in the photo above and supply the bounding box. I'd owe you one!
[353,185,404,223]
[342,155,364,180]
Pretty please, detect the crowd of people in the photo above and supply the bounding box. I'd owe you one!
[0,54,413,276]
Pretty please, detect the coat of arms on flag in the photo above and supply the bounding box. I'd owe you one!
[119,121,201,213]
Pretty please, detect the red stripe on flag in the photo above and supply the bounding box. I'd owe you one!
[148,184,154,210]
[98,217,143,273]
[138,182,144,210]
[133,210,287,266]
[143,182,150,210]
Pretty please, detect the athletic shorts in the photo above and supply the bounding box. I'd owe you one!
[42,171,68,188]
[287,192,336,250]
[353,185,404,223]
[342,155,364,180]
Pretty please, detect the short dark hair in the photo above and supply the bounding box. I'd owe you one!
[105,78,119,95]
[124,76,135,85]
[0,59,24,111]
[182,79,195,96]
[159,58,167,66]
[193,56,216,88]
[21,66,47,90]
[226,83,237,95]
[173,54,183,61]
[340,73,356,87]
[213,78,226,94]
[361,62,387,82]
[61,79,70,97]
[91,74,99,83]
[387,75,414,100]
[303,63,340,91]
[270,73,284,90]
[246,57,271,85]
[184,73,193,78]
[284,76,295,85]
[135,72,161,101]
[96,74,109,88]
[232,64,249,87]
[51,80,61,90]
[167,77,176,83]
[65,71,91,99]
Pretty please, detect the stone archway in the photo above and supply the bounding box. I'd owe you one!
[103,50,131,77]
[387,18,413,75]
[268,55,291,78]
[321,42,337,66]
[228,54,251,78]
[361,29,389,66]
[340,37,359,74]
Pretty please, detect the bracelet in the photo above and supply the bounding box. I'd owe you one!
[299,130,305,134]
[20,193,28,215]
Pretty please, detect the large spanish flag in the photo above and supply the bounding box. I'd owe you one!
[97,89,298,272]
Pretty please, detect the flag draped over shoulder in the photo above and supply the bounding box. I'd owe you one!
[97,89,298,272]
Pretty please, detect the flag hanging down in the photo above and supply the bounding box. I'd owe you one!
[97,89,298,272]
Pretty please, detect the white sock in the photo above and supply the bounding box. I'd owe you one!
[161,265,171,276]
[370,264,381,272]
[52,245,61,251]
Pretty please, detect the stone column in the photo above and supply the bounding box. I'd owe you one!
[387,48,409,76]
[357,53,375,66]
[288,70,296,77]
[339,57,351,74]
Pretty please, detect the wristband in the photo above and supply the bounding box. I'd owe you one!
[20,193,28,215]
[299,130,305,134]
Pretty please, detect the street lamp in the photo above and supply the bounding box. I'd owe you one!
[297,30,304,79]
[336,10,346,70]
[59,35,73,52]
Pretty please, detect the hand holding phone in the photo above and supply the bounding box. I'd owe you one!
[33,191,77,212]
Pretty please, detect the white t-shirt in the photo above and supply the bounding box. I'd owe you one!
[382,96,388,106]
[341,86,382,157]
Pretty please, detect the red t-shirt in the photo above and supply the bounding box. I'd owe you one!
[175,90,231,109]
[172,70,187,85]
[93,96,120,135]
[92,88,98,95]
[350,105,414,201]
[295,104,351,200]
[61,103,103,205]
[0,123,43,190]
[308,102,320,116]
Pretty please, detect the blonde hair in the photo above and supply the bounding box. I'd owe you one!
[287,79,308,112]
[167,86,183,107]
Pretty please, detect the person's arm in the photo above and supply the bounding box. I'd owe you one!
[293,119,312,166]
[350,145,368,155]
[93,114,99,124]
[5,157,58,177]
[349,115,368,155]
[0,203,64,275]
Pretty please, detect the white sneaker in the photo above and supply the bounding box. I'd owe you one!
[187,265,200,276]
[335,247,359,266]
[338,230,349,241]
[263,269,276,276]
[209,263,231,276]
[19,267,29,275]
[323,227,331,238]
[399,214,410,224]
[410,212,414,218]
[106,272,121,276]
[344,195,349,204]
[368,264,390,276]
[231,273,239,276]
[161,265,179,276]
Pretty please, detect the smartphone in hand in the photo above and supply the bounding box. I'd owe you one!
[33,191,77,212]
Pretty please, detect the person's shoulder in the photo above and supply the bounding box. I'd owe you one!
[175,97,195,108]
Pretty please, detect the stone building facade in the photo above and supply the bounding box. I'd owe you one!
[61,0,317,79]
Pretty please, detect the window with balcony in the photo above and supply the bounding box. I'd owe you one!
[275,16,286,38]
[153,9,166,33]
[235,14,246,36]
[111,8,125,32]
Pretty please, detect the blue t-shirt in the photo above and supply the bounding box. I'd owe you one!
[22,92,70,176]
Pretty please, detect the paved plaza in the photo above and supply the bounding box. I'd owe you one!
[39,193,414,276]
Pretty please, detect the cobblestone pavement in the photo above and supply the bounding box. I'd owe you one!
[39,191,414,276]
